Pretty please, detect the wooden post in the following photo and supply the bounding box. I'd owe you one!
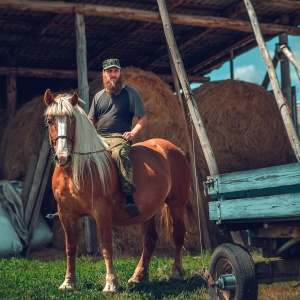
[167,47,212,249]
[280,44,300,73]
[243,0,300,162]
[21,155,38,211]
[279,34,295,127]
[24,151,52,255]
[157,0,219,176]
[75,12,98,254]
[24,132,50,227]
[75,13,89,111]
[7,71,17,122]
[261,53,279,89]
[23,131,52,255]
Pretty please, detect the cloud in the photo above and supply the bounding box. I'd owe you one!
[234,64,264,84]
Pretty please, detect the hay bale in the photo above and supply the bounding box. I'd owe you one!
[193,79,294,175]
[0,95,46,180]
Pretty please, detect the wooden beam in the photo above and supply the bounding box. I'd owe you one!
[209,193,300,221]
[75,13,89,112]
[256,0,300,10]
[159,74,210,83]
[0,67,100,79]
[0,0,299,36]
[0,66,207,84]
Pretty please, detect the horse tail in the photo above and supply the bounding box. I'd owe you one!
[160,189,200,248]
[160,204,173,244]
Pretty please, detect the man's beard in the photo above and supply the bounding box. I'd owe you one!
[103,74,123,95]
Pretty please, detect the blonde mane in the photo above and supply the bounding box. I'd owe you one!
[44,93,113,195]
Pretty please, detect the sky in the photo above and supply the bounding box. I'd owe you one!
[194,35,300,103]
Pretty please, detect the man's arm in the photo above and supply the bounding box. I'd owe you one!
[123,115,147,141]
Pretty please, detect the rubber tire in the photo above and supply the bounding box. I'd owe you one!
[209,243,258,300]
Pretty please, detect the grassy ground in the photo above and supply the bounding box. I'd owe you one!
[0,249,299,299]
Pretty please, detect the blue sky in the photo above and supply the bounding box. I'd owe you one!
[196,35,300,103]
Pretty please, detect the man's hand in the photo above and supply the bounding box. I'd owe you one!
[122,131,135,141]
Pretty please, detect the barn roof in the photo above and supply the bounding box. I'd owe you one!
[0,0,299,104]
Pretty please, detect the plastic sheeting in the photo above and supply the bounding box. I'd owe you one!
[0,180,53,257]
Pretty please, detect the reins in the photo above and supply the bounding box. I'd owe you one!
[72,141,126,155]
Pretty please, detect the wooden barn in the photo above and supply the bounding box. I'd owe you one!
[0,0,299,258]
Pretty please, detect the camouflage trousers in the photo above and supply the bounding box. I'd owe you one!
[101,133,137,195]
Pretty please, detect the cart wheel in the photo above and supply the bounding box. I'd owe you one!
[209,243,258,300]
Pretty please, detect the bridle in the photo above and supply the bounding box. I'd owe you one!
[46,115,127,156]
[46,116,76,155]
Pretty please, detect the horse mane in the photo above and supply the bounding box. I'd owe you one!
[44,93,113,195]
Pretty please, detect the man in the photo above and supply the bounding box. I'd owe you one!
[88,58,147,218]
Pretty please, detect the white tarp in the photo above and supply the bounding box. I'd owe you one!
[0,180,53,257]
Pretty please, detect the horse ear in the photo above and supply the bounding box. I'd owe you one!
[69,92,79,106]
[44,89,55,106]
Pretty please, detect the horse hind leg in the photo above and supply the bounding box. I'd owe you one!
[166,205,186,281]
[128,216,158,283]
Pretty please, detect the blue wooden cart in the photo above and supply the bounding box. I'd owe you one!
[157,1,300,299]
[204,162,300,299]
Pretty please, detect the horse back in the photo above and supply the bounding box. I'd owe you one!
[130,138,191,198]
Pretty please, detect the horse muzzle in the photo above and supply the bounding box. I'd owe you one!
[54,152,72,168]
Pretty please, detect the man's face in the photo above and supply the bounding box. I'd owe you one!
[103,67,122,95]
[103,67,121,82]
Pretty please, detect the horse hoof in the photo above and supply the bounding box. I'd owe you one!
[169,272,184,281]
[59,280,75,290]
[128,275,148,283]
[102,283,118,293]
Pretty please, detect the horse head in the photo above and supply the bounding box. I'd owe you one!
[44,89,78,168]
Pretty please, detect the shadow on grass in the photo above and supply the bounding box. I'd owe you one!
[120,275,207,299]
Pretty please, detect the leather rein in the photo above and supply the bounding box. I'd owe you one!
[47,117,125,155]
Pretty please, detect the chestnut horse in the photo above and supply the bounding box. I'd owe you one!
[43,89,192,293]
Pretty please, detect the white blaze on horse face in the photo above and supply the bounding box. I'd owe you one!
[56,116,69,159]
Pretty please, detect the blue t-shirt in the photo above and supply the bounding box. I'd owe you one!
[88,85,146,134]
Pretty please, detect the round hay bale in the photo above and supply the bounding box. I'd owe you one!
[193,79,294,176]
[0,95,46,180]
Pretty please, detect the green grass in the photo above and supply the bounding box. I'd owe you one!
[1,250,299,299]
[0,253,211,300]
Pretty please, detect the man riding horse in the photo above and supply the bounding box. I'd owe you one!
[88,58,147,218]
[47,58,147,219]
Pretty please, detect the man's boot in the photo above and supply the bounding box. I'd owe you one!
[125,195,139,218]
[46,212,59,220]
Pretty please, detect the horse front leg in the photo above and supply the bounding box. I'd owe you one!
[58,209,78,290]
[128,216,158,283]
[95,210,119,293]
